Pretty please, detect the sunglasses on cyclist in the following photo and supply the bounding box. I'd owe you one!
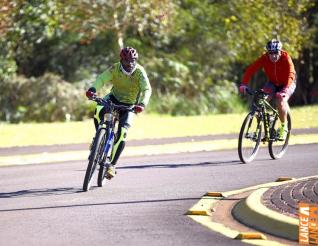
[268,51,279,55]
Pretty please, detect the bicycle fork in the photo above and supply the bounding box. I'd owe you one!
[102,129,114,167]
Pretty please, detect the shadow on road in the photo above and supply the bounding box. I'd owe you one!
[0,187,82,199]
[118,159,242,170]
[0,196,203,213]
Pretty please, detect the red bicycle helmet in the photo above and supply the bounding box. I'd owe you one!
[120,47,138,60]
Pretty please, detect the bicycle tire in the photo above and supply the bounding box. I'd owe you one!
[238,112,262,163]
[97,123,117,187]
[268,112,291,159]
[83,128,106,191]
[97,164,107,187]
[97,130,113,187]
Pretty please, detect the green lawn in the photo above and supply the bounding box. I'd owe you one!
[0,105,317,148]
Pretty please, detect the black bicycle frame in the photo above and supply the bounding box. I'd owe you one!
[250,90,279,142]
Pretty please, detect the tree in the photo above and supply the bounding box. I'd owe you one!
[61,0,176,49]
[0,0,20,79]
[0,0,64,77]
[220,0,314,62]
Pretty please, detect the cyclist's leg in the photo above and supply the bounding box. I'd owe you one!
[110,111,135,165]
[94,105,107,130]
[263,82,284,138]
[88,105,107,159]
[275,80,296,140]
[275,81,296,121]
[89,105,106,153]
[275,93,288,140]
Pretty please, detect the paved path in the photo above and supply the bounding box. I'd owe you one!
[1,128,317,244]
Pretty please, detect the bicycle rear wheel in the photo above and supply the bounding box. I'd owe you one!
[238,112,262,163]
[268,112,291,159]
[83,128,106,191]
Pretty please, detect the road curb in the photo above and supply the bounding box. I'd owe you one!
[232,187,298,241]
[187,175,318,244]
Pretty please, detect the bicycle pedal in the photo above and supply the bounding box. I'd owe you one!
[261,137,268,142]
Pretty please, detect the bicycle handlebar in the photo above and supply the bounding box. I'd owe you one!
[245,87,254,95]
[89,95,136,112]
[245,88,269,97]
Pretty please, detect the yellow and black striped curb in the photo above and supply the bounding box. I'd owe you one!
[232,188,298,241]
[186,175,318,245]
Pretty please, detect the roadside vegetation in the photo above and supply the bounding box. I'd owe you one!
[0,1,318,123]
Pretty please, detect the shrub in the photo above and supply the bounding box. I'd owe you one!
[147,80,245,115]
[0,73,92,122]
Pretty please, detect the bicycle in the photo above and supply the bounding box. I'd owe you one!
[83,96,135,192]
[238,88,291,163]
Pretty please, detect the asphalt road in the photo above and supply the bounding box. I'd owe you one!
[0,144,317,246]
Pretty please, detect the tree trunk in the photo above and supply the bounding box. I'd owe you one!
[113,8,124,49]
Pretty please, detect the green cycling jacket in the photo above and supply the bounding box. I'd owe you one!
[92,62,152,106]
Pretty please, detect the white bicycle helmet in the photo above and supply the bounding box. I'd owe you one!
[266,39,282,52]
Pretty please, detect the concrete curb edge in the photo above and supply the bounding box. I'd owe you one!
[186,175,318,244]
[232,187,298,241]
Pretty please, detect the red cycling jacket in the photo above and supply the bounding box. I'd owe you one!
[242,50,296,88]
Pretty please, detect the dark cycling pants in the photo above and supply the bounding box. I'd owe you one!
[93,94,134,130]
[93,94,135,165]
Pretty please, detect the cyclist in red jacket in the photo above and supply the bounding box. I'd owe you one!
[239,39,296,140]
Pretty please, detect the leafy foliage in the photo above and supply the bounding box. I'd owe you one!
[0,0,317,122]
[0,74,90,122]
[220,0,315,62]
[61,0,176,49]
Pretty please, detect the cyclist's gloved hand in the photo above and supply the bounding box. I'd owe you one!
[134,104,144,113]
[239,84,249,95]
[86,87,96,99]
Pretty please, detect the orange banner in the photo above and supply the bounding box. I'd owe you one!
[299,202,318,245]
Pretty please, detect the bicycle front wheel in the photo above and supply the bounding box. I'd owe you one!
[97,127,116,187]
[83,128,106,191]
[238,112,262,163]
[97,163,107,187]
[268,112,291,159]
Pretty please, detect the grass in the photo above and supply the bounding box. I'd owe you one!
[0,105,317,148]
[2,133,318,166]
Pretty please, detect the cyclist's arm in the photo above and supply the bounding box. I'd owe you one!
[285,54,296,88]
[92,68,113,91]
[137,67,152,106]
[241,55,265,85]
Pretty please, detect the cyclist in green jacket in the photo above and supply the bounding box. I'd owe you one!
[86,47,152,178]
